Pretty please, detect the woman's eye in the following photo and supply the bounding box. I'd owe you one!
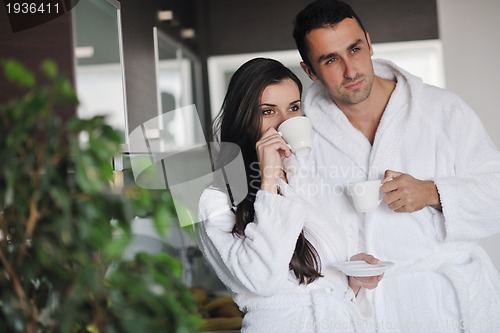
[262,109,274,116]
[290,105,300,112]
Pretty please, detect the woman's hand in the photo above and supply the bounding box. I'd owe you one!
[256,128,292,193]
[347,253,384,296]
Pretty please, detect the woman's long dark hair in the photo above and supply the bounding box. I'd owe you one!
[212,58,322,284]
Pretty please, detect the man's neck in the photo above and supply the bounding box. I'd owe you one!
[338,76,396,145]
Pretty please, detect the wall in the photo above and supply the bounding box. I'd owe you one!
[0,3,75,120]
[118,0,160,135]
[437,0,500,271]
[204,0,438,56]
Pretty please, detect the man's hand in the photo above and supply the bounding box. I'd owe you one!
[381,170,442,213]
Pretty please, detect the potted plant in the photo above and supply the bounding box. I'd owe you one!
[0,59,202,332]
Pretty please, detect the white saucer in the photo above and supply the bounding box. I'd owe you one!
[332,260,394,277]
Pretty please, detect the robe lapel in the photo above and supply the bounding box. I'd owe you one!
[306,83,372,176]
[369,74,412,179]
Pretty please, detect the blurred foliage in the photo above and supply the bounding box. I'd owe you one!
[0,59,202,333]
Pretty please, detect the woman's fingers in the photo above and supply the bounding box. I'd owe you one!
[349,274,384,290]
[350,253,379,265]
[256,131,291,158]
[258,127,282,143]
[256,134,287,149]
[256,139,290,159]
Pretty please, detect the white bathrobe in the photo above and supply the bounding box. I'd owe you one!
[303,58,500,333]
[197,157,374,333]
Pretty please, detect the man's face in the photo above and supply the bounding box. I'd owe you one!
[302,18,375,109]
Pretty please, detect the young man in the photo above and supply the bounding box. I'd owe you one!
[293,1,500,332]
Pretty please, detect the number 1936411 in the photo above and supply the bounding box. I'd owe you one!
[5,2,60,14]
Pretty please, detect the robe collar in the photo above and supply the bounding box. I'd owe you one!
[304,59,423,179]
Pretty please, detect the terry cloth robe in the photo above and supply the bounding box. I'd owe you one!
[197,156,374,333]
[303,58,500,333]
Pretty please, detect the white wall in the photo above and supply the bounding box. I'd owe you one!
[437,0,500,271]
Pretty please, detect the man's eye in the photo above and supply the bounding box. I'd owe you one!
[351,47,361,53]
[326,58,336,65]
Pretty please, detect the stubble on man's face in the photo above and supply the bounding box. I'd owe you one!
[332,65,375,106]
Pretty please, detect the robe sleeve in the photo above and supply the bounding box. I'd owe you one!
[433,96,500,241]
[350,288,374,319]
[196,188,306,296]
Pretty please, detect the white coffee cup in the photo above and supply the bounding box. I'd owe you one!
[277,116,312,157]
[347,179,382,212]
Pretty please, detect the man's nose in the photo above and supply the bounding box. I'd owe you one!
[343,58,357,80]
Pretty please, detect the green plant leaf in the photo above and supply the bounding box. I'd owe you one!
[152,202,172,238]
[2,59,35,88]
[0,59,202,333]
[40,59,57,78]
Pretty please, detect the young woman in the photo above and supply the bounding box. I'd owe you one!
[197,58,382,333]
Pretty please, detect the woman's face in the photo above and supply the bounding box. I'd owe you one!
[258,78,302,135]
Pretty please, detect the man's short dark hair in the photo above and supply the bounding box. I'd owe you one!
[293,0,367,71]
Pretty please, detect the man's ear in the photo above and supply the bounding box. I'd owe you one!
[366,32,373,57]
[300,61,318,81]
